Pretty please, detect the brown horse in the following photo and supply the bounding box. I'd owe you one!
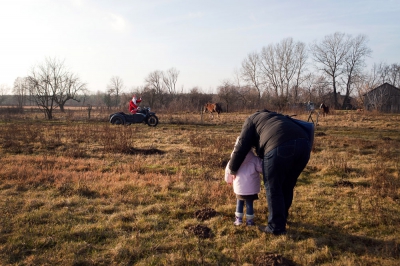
[203,103,222,118]
[320,103,329,116]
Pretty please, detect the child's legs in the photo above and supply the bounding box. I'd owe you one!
[245,200,254,217]
[235,199,244,216]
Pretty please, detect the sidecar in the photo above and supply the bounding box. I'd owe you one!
[109,112,146,125]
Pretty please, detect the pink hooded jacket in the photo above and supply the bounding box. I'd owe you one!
[225,140,262,196]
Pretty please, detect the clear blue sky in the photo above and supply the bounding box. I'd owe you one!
[1,0,399,93]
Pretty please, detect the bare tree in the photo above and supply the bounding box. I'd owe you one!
[27,57,86,119]
[341,34,372,109]
[145,70,165,107]
[367,63,382,89]
[184,87,212,111]
[106,76,124,108]
[278,38,297,97]
[377,63,400,87]
[259,38,308,107]
[376,62,390,84]
[300,73,315,103]
[27,69,57,119]
[103,93,113,109]
[233,69,255,108]
[388,63,400,87]
[141,86,157,109]
[163,68,180,95]
[56,72,87,112]
[27,58,62,118]
[260,44,281,97]
[13,77,29,108]
[301,74,330,104]
[311,32,351,109]
[217,80,238,112]
[241,52,263,105]
[353,74,370,108]
[292,41,308,103]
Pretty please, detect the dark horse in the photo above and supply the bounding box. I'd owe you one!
[203,103,222,118]
[320,103,329,116]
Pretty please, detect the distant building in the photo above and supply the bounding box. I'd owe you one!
[363,83,400,113]
[321,91,354,110]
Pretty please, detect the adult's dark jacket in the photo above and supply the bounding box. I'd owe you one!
[229,110,309,175]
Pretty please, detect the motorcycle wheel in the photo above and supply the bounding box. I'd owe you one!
[147,115,158,127]
[111,116,124,125]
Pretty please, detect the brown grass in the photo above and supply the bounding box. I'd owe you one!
[0,109,399,265]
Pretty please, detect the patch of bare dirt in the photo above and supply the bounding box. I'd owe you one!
[123,147,165,155]
[333,180,354,188]
[254,253,296,266]
[185,224,212,239]
[194,208,217,221]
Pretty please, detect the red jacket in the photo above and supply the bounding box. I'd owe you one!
[129,97,142,113]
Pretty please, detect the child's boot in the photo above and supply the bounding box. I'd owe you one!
[246,214,255,226]
[234,212,243,226]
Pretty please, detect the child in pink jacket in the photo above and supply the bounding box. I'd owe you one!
[225,137,263,226]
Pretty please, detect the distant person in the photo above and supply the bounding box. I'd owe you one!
[228,109,312,235]
[129,95,142,114]
[225,137,263,226]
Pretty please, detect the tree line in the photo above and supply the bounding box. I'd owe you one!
[2,32,400,119]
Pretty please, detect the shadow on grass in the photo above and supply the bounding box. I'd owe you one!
[289,222,400,260]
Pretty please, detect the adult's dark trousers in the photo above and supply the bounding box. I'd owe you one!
[263,138,311,234]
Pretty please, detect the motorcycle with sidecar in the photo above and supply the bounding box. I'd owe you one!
[109,107,159,126]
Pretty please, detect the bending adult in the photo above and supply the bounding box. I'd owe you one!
[228,109,312,235]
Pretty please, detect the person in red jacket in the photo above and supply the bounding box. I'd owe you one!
[129,95,142,114]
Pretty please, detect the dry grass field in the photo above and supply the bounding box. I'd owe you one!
[0,108,399,265]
